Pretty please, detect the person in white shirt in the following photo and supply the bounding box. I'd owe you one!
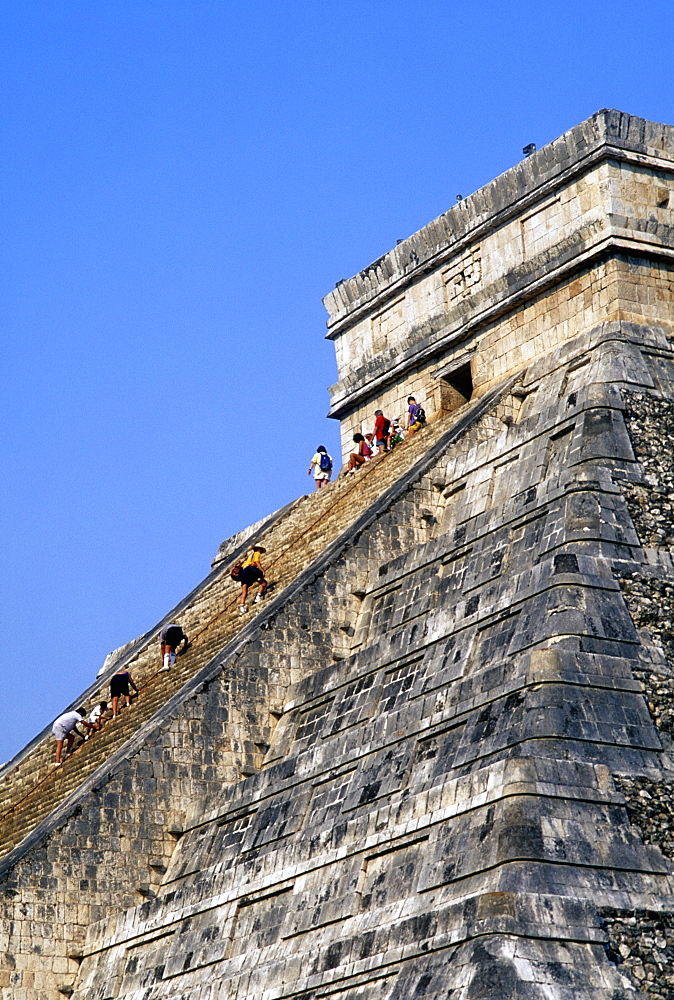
[52,708,95,765]
[89,701,111,731]
[308,446,333,490]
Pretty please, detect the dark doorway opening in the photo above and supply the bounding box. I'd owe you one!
[438,361,473,412]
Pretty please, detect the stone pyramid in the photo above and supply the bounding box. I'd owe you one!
[4,109,674,1000]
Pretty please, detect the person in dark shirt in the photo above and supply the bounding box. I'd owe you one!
[159,622,190,672]
[238,546,268,614]
[110,669,139,717]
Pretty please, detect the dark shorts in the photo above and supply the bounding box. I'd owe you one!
[110,676,130,697]
[240,566,264,586]
[162,626,183,647]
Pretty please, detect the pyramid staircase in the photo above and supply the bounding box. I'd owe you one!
[0,392,506,866]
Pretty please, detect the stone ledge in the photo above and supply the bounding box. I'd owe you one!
[327,239,674,418]
[324,110,674,334]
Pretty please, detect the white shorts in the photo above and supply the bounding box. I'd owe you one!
[52,721,75,741]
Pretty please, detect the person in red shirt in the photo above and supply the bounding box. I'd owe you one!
[373,410,391,453]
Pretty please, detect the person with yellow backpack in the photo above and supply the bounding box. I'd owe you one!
[233,545,268,614]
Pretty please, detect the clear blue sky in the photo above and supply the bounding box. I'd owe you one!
[2,0,672,764]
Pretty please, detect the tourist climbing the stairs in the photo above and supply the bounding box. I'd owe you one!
[52,707,96,765]
[159,621,190,672]
[407,396,426,435]
[308,445,333,490]
[88,700,111,730]
[110,667,139,717]
[238,544,268,614]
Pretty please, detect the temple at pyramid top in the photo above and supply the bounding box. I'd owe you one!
[5,110,674,1000]
[325,108,674,456]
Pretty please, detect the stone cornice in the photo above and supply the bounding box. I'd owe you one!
[327,231,674,419]
[323,110,674,340]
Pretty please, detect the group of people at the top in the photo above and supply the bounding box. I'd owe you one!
[308,396,426,489]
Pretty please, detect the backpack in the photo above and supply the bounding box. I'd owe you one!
[381,418,391,437]
[230,563,243,581]
[319,452,332,472]
[416,406,426,425]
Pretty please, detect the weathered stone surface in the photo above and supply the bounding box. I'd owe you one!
[6,109,674,999]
